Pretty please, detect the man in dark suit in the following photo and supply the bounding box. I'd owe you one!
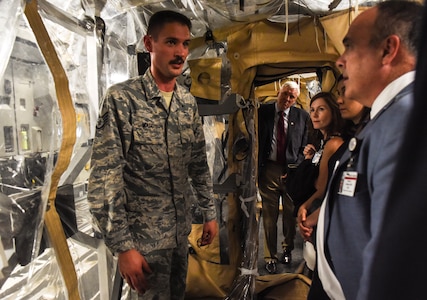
[314,2,423,299]
[357,4,427,300]
[258,81,309,273]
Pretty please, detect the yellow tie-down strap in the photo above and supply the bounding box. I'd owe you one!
[25,1,79,299]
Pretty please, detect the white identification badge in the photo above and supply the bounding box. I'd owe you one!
[338,171,358,196]
[312,149,323,165]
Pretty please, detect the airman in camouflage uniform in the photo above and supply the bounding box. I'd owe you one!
[87,10,217,300]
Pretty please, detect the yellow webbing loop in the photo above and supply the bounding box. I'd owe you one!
[24,1,80,299]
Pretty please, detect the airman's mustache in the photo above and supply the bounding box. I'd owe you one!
[170,56,184,64]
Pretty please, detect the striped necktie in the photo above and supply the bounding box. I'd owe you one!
[277,111,286,163]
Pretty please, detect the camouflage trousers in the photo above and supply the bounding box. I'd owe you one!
[130,239,189,300]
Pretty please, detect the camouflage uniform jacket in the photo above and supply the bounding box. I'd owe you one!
[88,70,217,254]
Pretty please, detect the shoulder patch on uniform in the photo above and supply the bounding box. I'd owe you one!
[96,111,109,129]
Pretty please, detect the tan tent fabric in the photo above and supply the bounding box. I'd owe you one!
[226,17,341,99]
[320,8,361,55]
[255,273,311,299]
[186,253,237,299]
[190,10,356,101]
[320,68,339,93]
[184,10,357,298]
[186,223,239,299]
[188,57,223,101]
[188,224,222,264]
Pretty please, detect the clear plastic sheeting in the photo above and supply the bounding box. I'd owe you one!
[66,235,116,300]
[37,2,99,188]
[0,0,258,299]
[0,3,64,298]
[1,0,107,299]
[0,248,67,300]
[0,0,25,79]
[42,0,378,39]
[203,115,229,184]
[225,101,259,300]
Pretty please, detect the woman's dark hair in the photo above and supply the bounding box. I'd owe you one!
[341,107,370,140]
[335,74,371,140]
[309,91,344,145]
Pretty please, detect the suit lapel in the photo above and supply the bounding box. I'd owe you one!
[324,82,414,232]
[267,104,275,138]
[323,148,350,231]
[287,106,296,136]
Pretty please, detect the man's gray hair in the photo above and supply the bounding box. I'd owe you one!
[371,1,423,57]
[281,80,300,96]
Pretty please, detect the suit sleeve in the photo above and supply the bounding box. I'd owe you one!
[296,110,310,164]
[357,95,413,299]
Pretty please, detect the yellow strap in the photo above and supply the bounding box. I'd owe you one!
[24,1,80,299]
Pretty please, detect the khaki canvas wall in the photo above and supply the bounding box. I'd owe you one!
[185,8,362,298]
[190,8,362,101]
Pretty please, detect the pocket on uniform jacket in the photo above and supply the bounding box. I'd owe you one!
[132,116,164,145]
[179,124,195,145]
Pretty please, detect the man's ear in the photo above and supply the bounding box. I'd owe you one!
[382,35,400,64]
[144,35,152,52]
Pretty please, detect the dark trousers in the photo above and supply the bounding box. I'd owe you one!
[307,265,331,300]
[258,160,296,262]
